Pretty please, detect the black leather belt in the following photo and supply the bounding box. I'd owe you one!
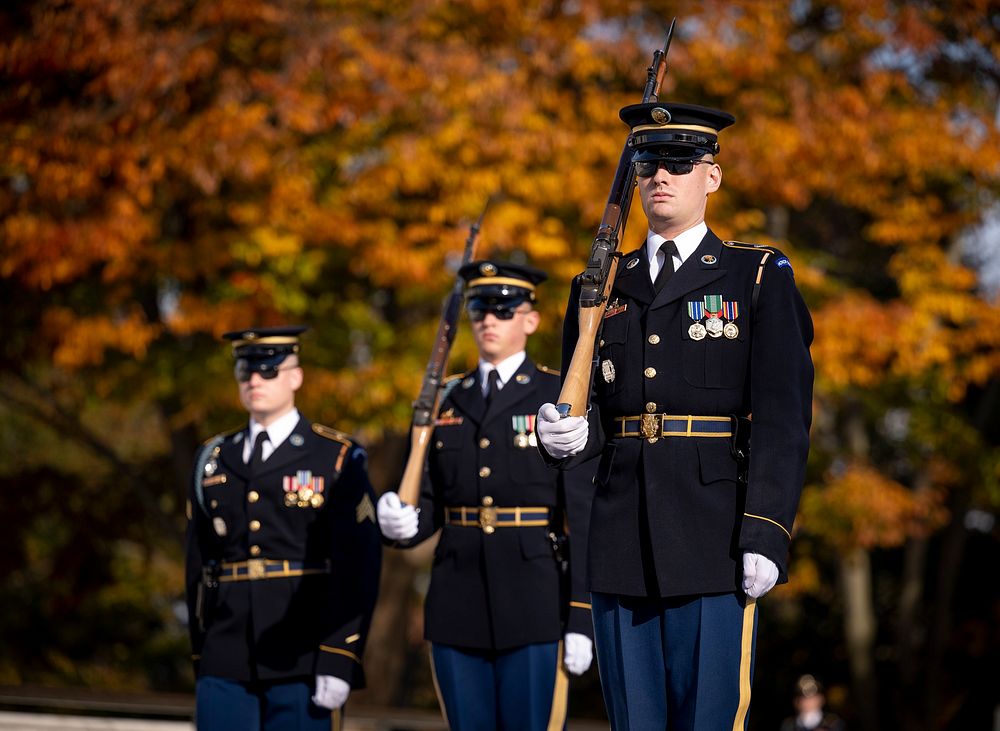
[218,559,331,582]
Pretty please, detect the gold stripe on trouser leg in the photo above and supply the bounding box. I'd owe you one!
[428,645,451,729]
[731,597,757,731]
[546,639,570,731]
[330,707,341,731]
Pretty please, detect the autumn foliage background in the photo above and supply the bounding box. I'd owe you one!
[1,1,999,729]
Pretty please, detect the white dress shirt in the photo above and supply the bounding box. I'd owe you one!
[477,351,527,396]
[646,221,708,281]
[244,408,300,463]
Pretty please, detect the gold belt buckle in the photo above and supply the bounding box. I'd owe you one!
[247,558,266,580]
[479,507,497,534]
[641,413,660,443]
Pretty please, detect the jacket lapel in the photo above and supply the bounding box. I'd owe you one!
[446,369,485,427]
[650,230,727,310]
[612,246,655,306]
[254,416,313,477]
[484,357,538,424]
[219,428,251,480]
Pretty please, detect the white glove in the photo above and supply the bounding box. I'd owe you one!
[563,632,594,675]
[312,674,350,710]
[536,403,589,458]
[377,491,419,541]
[742,552,779,599]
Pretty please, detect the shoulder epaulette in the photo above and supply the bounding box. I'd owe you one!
[536,364,561,376]
[724,240,791,309]
[312,423,355,474]
[440,372,467,401]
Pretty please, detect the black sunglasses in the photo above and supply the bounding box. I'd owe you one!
[234,360,297,383]
[635,159,712,178]
[466,305,524,322]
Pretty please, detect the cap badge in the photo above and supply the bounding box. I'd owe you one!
[289,434,305,447]
[243,331,257,340]
[701,254,717,265]
[462,376,476,389]
[651,107,672,124]
[479,263,498,276]
[515,373,530,384]
[626,257,640,270]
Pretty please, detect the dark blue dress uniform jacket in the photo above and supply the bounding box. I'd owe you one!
[557,230,813,598]
[185,417,381,686]
[390,358,596,651]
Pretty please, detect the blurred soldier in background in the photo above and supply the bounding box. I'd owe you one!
[185,326,381,731]
[780,674,846,731]
[378,261,597,730]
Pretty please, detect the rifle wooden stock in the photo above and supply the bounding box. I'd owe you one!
[398,423,434,506]
[557,256,619,416]
[395,202,488,506]
[556,21,676,420]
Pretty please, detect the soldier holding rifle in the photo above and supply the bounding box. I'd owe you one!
[535,41,815,731]
[378,261,597,731]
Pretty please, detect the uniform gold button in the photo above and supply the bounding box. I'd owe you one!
[247,491,260,503]
[483,525,495,535]
[249,545,261,556]
[646,402,657,413]
[479,466,491,478]
[479,438,491,449]
[210,499,219,509]
[599,339,605,347]
[249,520,261,532]
[482,496,494,507]
[648,334,660,345]
[435,440,444,449]
[644,367,657,378]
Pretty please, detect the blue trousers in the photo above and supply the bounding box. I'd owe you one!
[195,676,341,731]
[592,592,757,731]
[430,641,567,731]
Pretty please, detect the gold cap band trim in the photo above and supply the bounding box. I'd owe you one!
[631,123,720,135]
[466,277,536,291]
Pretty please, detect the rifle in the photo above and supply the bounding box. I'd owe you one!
[397,203,488,505]
[556,19,676,418]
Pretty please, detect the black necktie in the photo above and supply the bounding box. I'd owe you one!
[484,369,500,407]
[653,239,678,293]
[250,430,269,473]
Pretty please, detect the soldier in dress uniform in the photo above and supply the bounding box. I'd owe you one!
[536,102,815,730]
[376,261,597,731]
[184,326,381,731]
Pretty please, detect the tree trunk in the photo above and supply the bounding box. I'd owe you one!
[841,547,879,731]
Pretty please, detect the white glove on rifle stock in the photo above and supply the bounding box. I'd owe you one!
[377,491,419,541]
[536,403,589,458]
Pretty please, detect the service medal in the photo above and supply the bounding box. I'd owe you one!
[688,323,707,340]
[705,317,724,338]
[514,433,529,448]
[528,432,537,447]
[602,359,616,383]
[310,494,325,508]
[724,322,739,339]
[285,492,298,507]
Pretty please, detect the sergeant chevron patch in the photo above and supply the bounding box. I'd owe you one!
[356,494,376,524]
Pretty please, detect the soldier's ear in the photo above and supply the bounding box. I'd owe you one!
[522,309,540,335]
[288,365,304,392]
